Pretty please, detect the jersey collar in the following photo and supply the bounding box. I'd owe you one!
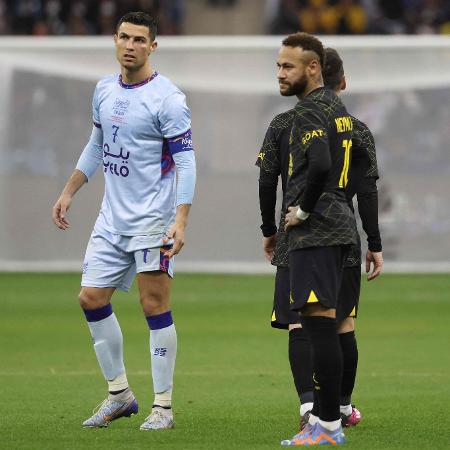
[118,72,158,89]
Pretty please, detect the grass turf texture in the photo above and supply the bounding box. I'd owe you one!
[1,273,449,449]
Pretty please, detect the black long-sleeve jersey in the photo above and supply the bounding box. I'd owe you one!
[256,109,295,266]
[257,89,382,267]
[285,87,357,251]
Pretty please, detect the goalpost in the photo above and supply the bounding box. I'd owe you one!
[0,36,449,273]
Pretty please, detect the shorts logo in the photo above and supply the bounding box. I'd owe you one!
[142,248,150,264]
[154,347,167,357]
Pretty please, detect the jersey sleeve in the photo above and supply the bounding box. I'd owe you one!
[257,122,281,237]
[92,84,101,127]
[75,125,103,180]
[293,107,331,213]
[361,125,379,179]
[159,91,191,139]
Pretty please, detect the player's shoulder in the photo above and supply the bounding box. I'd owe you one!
[268,108,296,130]
[96,73,119,90]
[351,115,369,132]
[351,115,375,141]
[294,88,334,124]
[152,73,185,99]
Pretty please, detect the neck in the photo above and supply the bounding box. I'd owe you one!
[121,63,153,85]
[301,81,323,99]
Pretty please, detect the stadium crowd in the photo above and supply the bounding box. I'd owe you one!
[268,0,450,35]
[0,0,449,36]
[0,0,185,35]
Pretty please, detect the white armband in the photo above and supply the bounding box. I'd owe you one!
[296,206,310,221]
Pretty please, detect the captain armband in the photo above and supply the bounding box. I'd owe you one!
[167,129,194,155]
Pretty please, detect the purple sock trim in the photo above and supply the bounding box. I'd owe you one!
[146,311,173,330]
[83,304,113,322]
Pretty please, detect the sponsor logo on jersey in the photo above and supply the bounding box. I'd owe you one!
[302,129,325,145]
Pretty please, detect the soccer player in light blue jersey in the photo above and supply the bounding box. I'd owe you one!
[52,11,196,431]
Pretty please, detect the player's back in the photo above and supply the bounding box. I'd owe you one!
[286,87,357,250]
[346,116,379,202]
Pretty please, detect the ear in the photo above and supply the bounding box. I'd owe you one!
[307,59,320,76]
[113,34,118,44]
[340,76,347,91]
[149,41,158,55]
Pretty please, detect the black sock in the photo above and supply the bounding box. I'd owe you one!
[311,377,320,418]
[109,388,128,395]
[288,327,314,405]
[339,331,358,406]
[301,316,343,422]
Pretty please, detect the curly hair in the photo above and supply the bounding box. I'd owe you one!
[282,32,325,67]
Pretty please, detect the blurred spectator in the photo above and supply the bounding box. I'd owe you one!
[0,0,185,35]
[267,0,450,35]
[208,0,237,6]
[0,0,449,35]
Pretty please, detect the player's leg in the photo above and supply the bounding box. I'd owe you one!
[272,267,314,429]
[336,265,362,427]
[282,246,347,446]
[288,324,314,429]
[80,230,138,428]
[135,246,176,430]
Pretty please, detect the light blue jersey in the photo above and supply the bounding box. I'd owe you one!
[77,72,195,237]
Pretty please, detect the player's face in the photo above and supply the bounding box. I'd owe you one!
[277,46,308,97]
[114,22,157,71]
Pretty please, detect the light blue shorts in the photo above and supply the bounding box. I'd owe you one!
[81,227,174,292]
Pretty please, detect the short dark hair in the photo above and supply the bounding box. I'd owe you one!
[116,11,157,41]
[323,48,344,91]
[282,32,325,67]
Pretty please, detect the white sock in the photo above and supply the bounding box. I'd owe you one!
[300,402,314,416]
[340,404,352,416]
[319,419,341,431]
[309,413,319,425]
[108,373,129,392]
[87,313,127,386]
[150,323,177,396]
[154,390,172,408]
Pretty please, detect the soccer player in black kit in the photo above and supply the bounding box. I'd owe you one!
[268,32,357,446]
[257,45,384,444]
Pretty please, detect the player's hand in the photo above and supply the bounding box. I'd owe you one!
[263,234,276,262]
[163,222,185,258]
[52,194,72,230]
[366,250,383,281]
[284,206,303,231]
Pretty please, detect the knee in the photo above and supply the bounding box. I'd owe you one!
[78,288,108,310]
[337,317,355,334]
[140,291,169,316]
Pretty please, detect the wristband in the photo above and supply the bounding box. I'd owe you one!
[296,207,310,221]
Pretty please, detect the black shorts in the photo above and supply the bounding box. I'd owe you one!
[289,246,348,312]
[337,266,361,321]
[271,267,301,330]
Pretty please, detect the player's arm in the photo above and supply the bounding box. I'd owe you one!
[52,124,103,230]
[355,126,383,280]
[256,122,281,261]
[285,109,330,229]
[159,92,196,258]
[165,135,196,258]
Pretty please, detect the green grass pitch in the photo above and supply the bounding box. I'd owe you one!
[1,272,449,449]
